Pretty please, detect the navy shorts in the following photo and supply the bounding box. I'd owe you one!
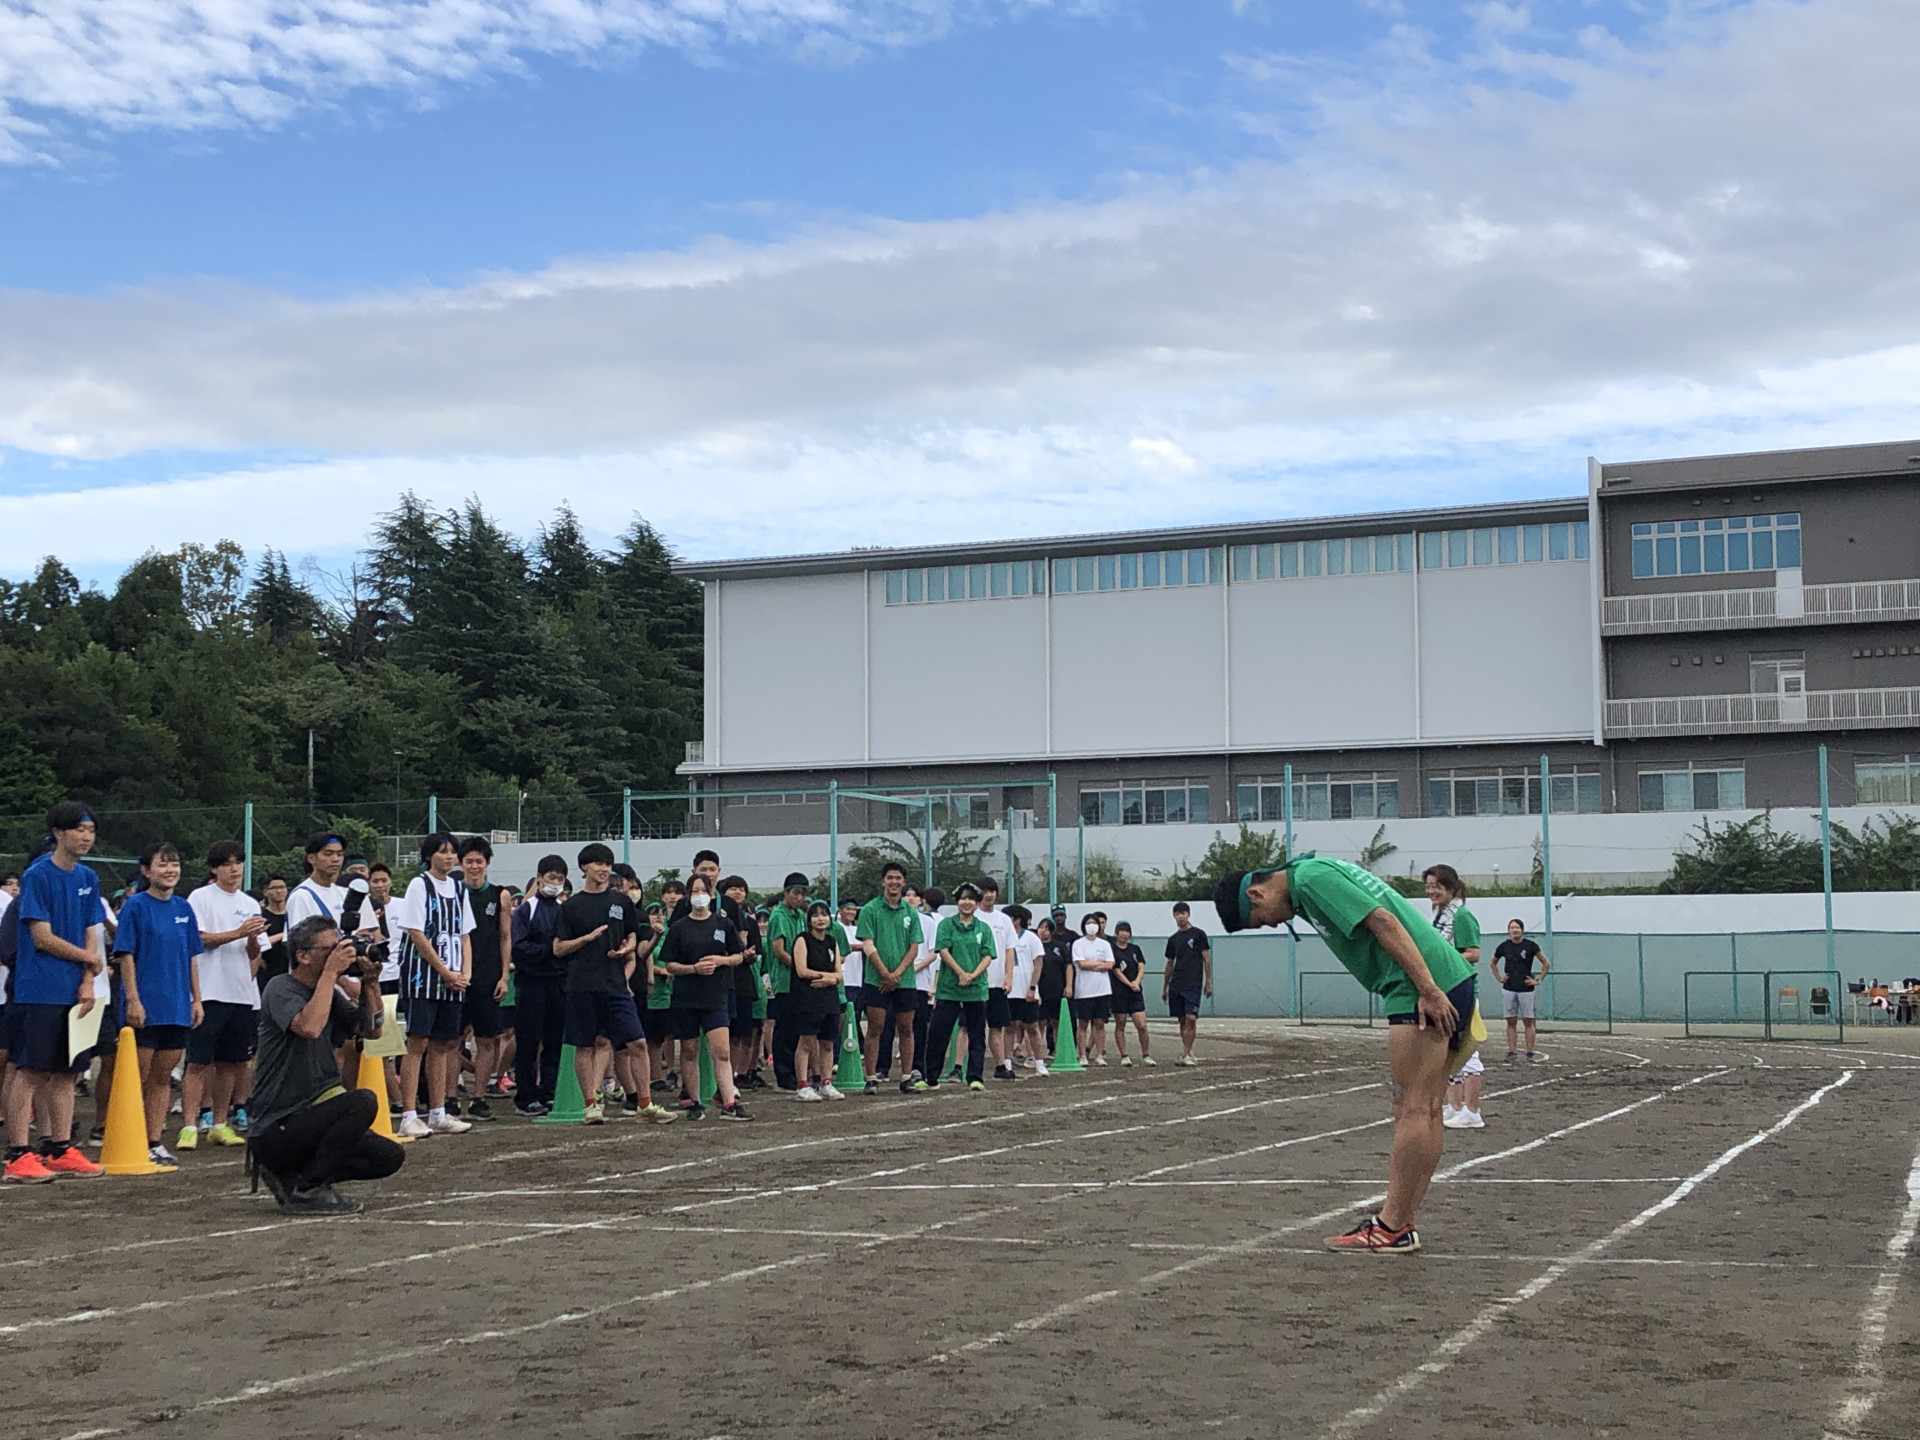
[564,990,645,1049]
[1111,988,1145,1016]
[641,1005,673,1048]
[188,1000,257,1065]
[865,984,920,1019]
[985,988,1013,1028]
[405,996,465,1044]
[1009,997,1042,1024]
[10,1002,94,1074]
[464,989,507,1039]
[1386,976,1479,1053]
[798,1008,839,1042]
[135,1023,191,1052]
[1071,995,1113,1023]
[669,1006,731,1042]
[1168,988,1203,1019]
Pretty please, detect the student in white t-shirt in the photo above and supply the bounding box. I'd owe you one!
[975,879,1020,1081]
[915,887,945,1077]
[180,841,266,1150]
[1070,913,1116,1066]
[284,831,352,938]
[1004,905,1048,1077]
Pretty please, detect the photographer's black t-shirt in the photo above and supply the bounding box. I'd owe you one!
[662,912,740,1011]
[558,888,630,995]
[1496,938,1544,992]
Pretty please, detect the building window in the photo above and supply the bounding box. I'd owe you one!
[1425,768,1602,816]
[1420,522,1586,570]
[1638,766,1746,812]
[887,559,1047,605]
[1081,781,1210,826]
[1857,758,1920,804]
[1630,513,1800,579]
[1236,774,1400,822]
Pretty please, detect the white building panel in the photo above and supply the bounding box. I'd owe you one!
[711,574,866,767]
[1418,561,1594,740]
[1050,585,1226,755]
[868,577,1049,761]
[1228,572,1418,747]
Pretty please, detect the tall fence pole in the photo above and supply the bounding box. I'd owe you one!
[924,793,933,891]
[427,794,437,836]
[243,802,254,891]
[828,780,840,913]
[622,787,633,867]
[1077,816,1086,904]
[1283,762,1295,1012]
[1540,754,1555,1020]
[1004,806,1015,903]
[1047,772,1058,910]
[1820,742,1836,978]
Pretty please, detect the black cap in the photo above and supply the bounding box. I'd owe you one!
[783,871,810,892]
[1213,872,1249,934]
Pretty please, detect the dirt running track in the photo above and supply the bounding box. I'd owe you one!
[3,1022,1917,1440]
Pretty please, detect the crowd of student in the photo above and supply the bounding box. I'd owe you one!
[0,807,1224,1193]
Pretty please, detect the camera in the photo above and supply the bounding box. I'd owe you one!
[339,877,389,970]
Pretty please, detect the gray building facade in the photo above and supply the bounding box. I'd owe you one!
[674,439,1920,837]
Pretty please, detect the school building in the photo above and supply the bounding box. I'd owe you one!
[669,438,1920,884]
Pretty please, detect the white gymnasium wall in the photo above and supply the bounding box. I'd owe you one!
[1227,571,1417,747]
[711,574,866,767]
[1418,561,1595,741]
[1049,583,1225,755]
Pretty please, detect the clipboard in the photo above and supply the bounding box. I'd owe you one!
[68,1001,106,1060]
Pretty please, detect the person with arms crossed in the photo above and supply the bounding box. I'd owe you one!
[1493,918,1550,1064]
[1423,864,1487,1130]
[1161,902,1211,1065]
[114,841,204,1168]
[181,840,265,1151]
[1108,921,1152,1066]
[1214,856,1481,1253]
[1070,913,1115,1066]
[3,803,107,1182]
[659,873,751,1121]
[456,836,513,1120]
[790,902,847,1101]
[248,916,403,1214]
[857,863,925,1095]
[394,833,475,1138]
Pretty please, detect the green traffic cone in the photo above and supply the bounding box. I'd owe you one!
[534,1044,588,1123]
[698,1034,718,1107]
[835,1000,866,1090]
[1050,997,1083,1073]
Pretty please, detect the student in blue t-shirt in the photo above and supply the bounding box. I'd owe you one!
[3,802,109,1184]
[114,841,205,1169]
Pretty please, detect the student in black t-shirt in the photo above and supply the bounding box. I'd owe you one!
[1108,921,1152,1066]
[1037,916,1073,1055]
[456,837,513,1120]
[659,875,752,1121]
[554,844,676,1127]
[1161,902,1211,1065]
[1492,919,1551,1062]
[257,875,291,984]
[721,876,765,1091]
[790,902,846,1101]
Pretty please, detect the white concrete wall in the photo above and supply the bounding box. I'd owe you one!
[1418,560,1595,741]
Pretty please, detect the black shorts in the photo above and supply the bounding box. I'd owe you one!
[405,996,465,1043]
[135,1023,191,1052]
[10,1002,94,1074]
[728,999,759,1039]
[564,990,645,1049]
[1167,988,1203,1019]
[641,1004,674,1048]
[670,1005,731,1042]
[798,1008,839,1042]
[985,988,1013,1029]
[1111,988,1145,1016]
[1386,976,1480,1053]
[1071,995,1113,1023]
[865,985,920,1019]
[464,989,508,1039]
[189,1000,258,1065]
[1009,997,1042,1024]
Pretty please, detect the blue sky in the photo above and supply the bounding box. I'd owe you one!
[3,0,1918,584]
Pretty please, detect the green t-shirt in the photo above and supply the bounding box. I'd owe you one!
[647,957,673,1010]
[856,896,921,985]
[1445,905,1481,957]
[1286,856,1474,1013]
[933,914,996,1001]
[764,901,808,996]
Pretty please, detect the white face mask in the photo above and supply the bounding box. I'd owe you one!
[539,882,562,898]
[690,891,712,913]
[1083,923,1098,936]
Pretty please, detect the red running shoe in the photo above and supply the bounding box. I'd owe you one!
[3,1151,55,1184]
[1325,1214,1420,1254]
[41,1146,106,1179]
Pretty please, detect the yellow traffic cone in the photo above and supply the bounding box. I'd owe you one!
[355,1050,410,1143]
[101,1026,169,1177]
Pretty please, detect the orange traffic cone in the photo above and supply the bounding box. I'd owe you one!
[355,1049,410,1143]
[101,1026,170,1177]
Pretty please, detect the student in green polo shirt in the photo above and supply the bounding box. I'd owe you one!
[923,882,996,1092]
[1213,855,1481,1256]
[763,872,811,1092]
[857,862,926,1095]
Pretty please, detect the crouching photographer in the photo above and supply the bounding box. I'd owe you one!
[247,916,404,1215]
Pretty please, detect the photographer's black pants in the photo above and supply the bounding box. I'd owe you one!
[514,975,568,1106]
[769,992,799,1091]
[251,1090,404,1193]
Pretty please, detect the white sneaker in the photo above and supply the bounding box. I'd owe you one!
[397,1114,431,1139]
[821,1083,846,1101]
[1031,1060,1049,1077]
[1177,1054,1198,1067]
[1120,1055,1134,1068]
[427,1113,472,1134]
[1462,1111,1486,1129]
[1442,1110,1470,1129]
[796,1086,823,1102]
[1442,1105,1459,1124]
[1093,1055,1109,1067]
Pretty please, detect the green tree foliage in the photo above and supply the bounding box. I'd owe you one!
[1661,812,1825,893]
[826,828,999,906]
[0,499,704,864]
[1165,824,1291,897]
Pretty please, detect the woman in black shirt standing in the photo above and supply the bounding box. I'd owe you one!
[790,902,847,1102]
[1037,917,1075,1058]
[659,875,752,1121]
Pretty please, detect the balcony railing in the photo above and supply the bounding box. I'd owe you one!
[1604,686,1920,739]
[1601,578,1920,635]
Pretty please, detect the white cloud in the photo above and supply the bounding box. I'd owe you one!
[0,1,1080,161]
[6,0,1920,572]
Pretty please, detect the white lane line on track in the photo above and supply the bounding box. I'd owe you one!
[921,1068,1723,1364]
[1822,1149,1920,1440]
[1319,1069,1855,1440]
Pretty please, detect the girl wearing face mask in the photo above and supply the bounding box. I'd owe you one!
[1070,914,1116,1066]
[659,876,752,1121]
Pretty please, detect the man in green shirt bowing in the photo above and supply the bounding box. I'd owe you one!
[856,862,925,1095]
[1214,855,1480,1256]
